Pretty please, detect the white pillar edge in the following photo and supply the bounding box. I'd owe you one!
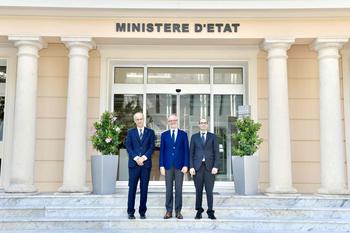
[341,48,350,192]
[0,46,17,190]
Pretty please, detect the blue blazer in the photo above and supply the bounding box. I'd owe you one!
[189,132,220,171]
[159,129,189,170]
[125,127,155,168]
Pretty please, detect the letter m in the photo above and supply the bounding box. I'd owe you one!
[116,23,126,32]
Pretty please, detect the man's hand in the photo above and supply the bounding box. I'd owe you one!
[211,167,218,175]
[181,166,188,174]
[160,167,166,176]
[136,157,144,166]
[190,168,196,176]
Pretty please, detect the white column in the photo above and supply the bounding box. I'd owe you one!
[312,38,349,195]
[262,39,297,194]
[58,37,95,193]
[5,36,46,193]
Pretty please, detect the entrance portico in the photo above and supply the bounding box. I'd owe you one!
[0,1,349,194]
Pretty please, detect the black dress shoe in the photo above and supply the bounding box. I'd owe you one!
[195,211,202,219]
[128,214,136,219]
[175,212,183,219]
[140,214,146,219]
[208,213,216,220]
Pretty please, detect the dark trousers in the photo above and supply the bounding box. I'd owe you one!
[127,165,151,215]
[193,162,215,214]
[165,166,184,213]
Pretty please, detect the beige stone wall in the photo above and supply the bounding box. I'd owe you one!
[258,44,346,193]
[35,43,100,192]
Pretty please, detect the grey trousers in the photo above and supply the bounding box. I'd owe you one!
[165,166,184,213]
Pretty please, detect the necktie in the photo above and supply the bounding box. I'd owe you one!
[139,129,143,139]
[171,130,175,144]
[201,133,205,145]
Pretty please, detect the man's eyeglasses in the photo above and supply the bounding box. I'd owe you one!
[199,122,208,125]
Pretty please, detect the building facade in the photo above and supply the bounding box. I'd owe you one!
[0,0,349,194]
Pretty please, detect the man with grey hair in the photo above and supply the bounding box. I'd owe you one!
[189,118,220,220]
[125,112,155,220]
[159,114,189,219]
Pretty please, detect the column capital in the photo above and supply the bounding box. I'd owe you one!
[261,38,295,59]
[61,37,96,50]
[8,36,47,50]
[261,38,295,51]
[312,38,349,60]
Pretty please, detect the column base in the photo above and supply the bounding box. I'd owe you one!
[317,187,349,195]
[265,185,298,194]
[58,184,90,193]
[5,184,37,193]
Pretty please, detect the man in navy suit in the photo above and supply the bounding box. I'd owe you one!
[125,112,155,220]
[159,114,189,219]
[190,118,220,220]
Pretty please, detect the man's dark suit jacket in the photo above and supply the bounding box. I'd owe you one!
[125,127,155,168]
[189,132,220,171]
[125,126,155,215]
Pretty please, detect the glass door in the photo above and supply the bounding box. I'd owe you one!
[112,64,247,182]
[146,94,210,181]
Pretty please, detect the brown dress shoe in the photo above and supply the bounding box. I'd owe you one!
[176,212,183,219]
[164,211,172,219]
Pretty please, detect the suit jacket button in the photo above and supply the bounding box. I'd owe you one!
[173,147,175,149]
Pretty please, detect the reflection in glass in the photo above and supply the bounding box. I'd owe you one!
[146,94,176,147]
[213,95,243,181]
[114,67,144,84]
[0,97,4,141]
[0,66,6,83]
[148,67,210,84]
[214,68,243,84]
[179,94,210,139]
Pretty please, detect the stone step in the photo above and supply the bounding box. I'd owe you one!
[44,206,350,219]
[1,230,346,233]
[1,205,350,220]
[1,194,350,208]
[0,217,350,232]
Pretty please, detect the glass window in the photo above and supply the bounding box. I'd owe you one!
[113,94,143,144]
[114,67,144,84]
[0,65,6,83]
[0,97,4,141]
[214,68,243,84]
[148,67,210,84]
[213,94,243,181]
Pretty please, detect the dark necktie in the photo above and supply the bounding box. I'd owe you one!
[139,129,143,140]
[201,133,205,145]
[171,130,175,144]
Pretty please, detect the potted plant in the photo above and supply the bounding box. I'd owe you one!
[91,111,123,194]
[231,116,263,195]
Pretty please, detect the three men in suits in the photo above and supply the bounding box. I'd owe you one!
[159,114,189,219]
[190,118,220,220]
[125,112,155,219]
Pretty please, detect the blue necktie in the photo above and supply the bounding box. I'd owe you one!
[171,130,175,144]
[139,129,143,140]
[201,133,205,145]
